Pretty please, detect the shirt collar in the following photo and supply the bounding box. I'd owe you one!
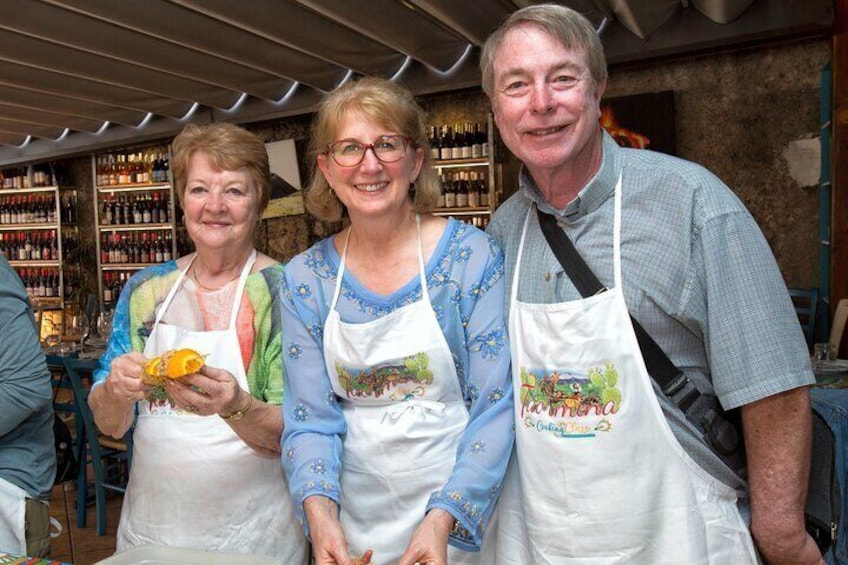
[518,130,622,221]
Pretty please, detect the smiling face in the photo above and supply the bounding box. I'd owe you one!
[182,151,260,254]
[316,109,423,222]
[492,23,606,196]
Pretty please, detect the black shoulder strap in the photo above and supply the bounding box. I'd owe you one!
[536,207,746,478]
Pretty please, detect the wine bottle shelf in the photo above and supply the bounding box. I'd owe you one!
[432,158,490,168]
[31,297,63,305]
[0,185,64,194]
[99,223,173,232]
[0,223,60,230]
[101,263,158,270]
[433,207,492,216]
[92,144,178,310]
[8,260,61,267]
[429,114,499,218]
[96,182,171,193]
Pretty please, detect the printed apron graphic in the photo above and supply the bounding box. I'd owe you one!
[335,352,434,400]
[519,362,621,438]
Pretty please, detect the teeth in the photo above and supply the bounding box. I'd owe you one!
[357,183,385,192]
[531,126,563,135]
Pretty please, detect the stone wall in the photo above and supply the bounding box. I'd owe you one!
[605,40,830,289]
[66,38,831,292]
[418,39,830,289]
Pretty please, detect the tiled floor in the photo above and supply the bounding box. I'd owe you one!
[47,481,122,565]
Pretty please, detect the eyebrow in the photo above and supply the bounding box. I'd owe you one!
[497,61,585,84]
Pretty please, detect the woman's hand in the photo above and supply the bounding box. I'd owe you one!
[397,508,453,565]
[164,364,241,416]
[305,496,355,565]
[102,351,150,403]
[89,351,149,438]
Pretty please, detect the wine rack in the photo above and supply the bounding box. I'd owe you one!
[429,114,499,229]
[0,171,79,320]
[92,144,178,310]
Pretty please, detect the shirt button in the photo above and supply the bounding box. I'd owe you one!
[545,272,551,282]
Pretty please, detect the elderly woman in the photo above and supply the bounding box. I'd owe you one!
[89,123,307,562]
[281,77,514,565]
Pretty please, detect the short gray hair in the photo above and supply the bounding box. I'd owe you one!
[480,4,608,96]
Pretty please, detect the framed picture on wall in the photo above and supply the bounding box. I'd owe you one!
[600,90,675,155]
[263,138,305,219]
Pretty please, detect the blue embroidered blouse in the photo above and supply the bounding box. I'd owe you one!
[280,219,514,551]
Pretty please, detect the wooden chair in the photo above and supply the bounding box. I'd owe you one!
[829,299,848,358]
[788,287,819,350]
[62,357,133,535]
[46,353,88,528]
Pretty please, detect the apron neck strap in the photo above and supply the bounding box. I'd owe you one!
[228,249,258,328]
[152,249,258,331]
[330,214,429,311]
[511,207,534,305]
[511,172,623,302]
[612,172,622,288]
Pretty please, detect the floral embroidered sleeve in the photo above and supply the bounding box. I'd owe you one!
[280,222,514,550]
[425,225,514,551]
[280,248,346,535]
[93,262,179,385]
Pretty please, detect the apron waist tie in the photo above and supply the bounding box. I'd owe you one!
[381,399,448,424]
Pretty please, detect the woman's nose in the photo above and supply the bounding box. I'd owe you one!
[205,191,227,211]
[358,146,384,171]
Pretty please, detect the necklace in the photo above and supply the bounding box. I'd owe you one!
[190,263,242,292]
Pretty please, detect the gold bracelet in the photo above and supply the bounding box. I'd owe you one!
[219,393,254,421]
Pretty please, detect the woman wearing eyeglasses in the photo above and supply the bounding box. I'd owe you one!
[280,77,513,565]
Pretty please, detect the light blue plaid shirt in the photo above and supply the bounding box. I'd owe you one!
[488,130,814,492]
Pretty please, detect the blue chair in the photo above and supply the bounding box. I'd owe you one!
[789,287,819,350]
[63,357,134,535]
[47,353,88,528]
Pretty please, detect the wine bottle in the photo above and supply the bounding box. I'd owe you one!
[468,172,480,208]
[444,172,457,208]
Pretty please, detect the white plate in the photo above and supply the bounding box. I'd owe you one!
[94,545,267,565]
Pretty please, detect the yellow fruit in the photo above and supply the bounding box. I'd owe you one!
[143,348,205,385]
[165,348,206,378]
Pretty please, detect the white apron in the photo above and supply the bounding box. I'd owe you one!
[492,176,758,564]
[323,216,476,564]
[117,250,307,563]
[0,478,27,554]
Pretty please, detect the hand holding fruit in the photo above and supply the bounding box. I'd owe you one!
[157,353,243,418]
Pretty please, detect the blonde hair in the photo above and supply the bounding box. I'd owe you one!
[305,77,439,222]
[171,122,272,214]
[480,4,608,97]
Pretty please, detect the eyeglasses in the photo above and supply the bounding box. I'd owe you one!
[326,135,413,167]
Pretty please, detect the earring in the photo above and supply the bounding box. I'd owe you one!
[408,182,416,199]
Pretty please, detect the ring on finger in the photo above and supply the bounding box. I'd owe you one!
[125,391,135,402]
[187,404,198,414]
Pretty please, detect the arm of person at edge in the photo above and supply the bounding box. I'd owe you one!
[744,389,823,565]
[280,251,350,563]
[0,262,53,437]
[400,227,515,564]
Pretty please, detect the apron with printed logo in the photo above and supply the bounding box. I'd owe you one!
[490,176,758,564]
[117,250,307,563]
[323,216,476,564]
